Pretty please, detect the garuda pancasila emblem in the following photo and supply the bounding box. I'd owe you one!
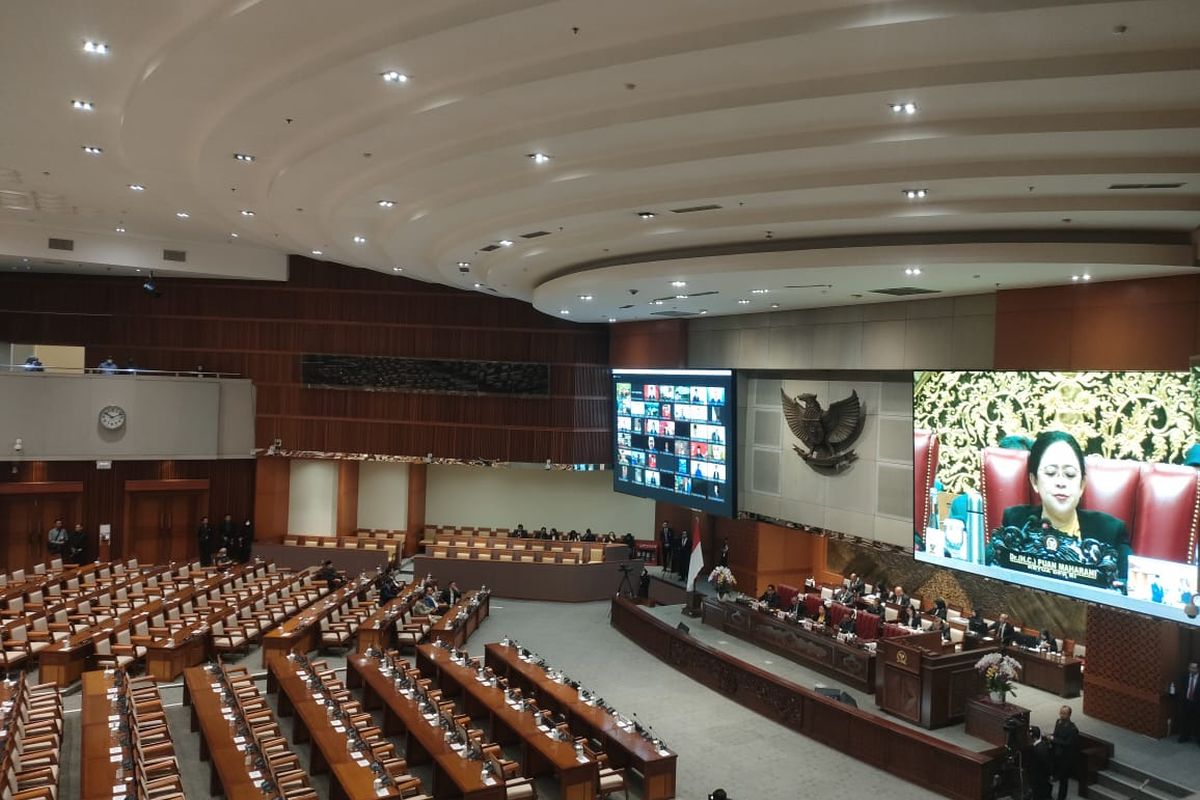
[780,389,865,474]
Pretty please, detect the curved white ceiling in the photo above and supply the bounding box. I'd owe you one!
[1,0,1197,320]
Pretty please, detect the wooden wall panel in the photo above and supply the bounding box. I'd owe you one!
[405,463,427,558]
[610,320,688,369]
[0,459,254,563]
[254,457,290,544]
[1083,605,1180,737]
[995,276,1200,370]
[336,461,359,537]
[0,256,610,463]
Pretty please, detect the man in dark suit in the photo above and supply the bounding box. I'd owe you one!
[675,528,690,581]
[1026,725,1053,800]
[441,580,463,607]
[991,613,1016,645]
[846,572,865,596]
[218,513,237,554]
[886,585,908,608]
[967,608,989,637]
[1176,661,1200,744]
[197,516,215,566]
[1048,705,1078,800]
[659,522,675,574]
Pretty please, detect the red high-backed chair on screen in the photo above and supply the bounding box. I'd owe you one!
[914,430,940,534]
[980,447,1199,563]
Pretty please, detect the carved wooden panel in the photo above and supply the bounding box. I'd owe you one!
[1082,604,1179,737]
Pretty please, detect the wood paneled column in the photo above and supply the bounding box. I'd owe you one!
[253,457,290,544]
[336,461,360,537]
[405,463,427,558]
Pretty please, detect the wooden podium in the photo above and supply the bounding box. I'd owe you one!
[877,635,993,728]
[965,696,1030,748]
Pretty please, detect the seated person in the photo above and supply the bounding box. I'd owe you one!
[886,585,909,608]
[759,584,781,609]
[440,580,463,607]
[967,608,989,637]
[513,524,527,538]
[582,528,596,542]
[990,612,1016,645]
[416,586,440,614]
[931,597,949,621]
[213,547,233,569]
[838,608,857,635]
[936,618,952,642]
[846,572,865,596]
[899,605,923,630]
[316,559,345,588]
[999,430,1131,590]
[863,595,884,617]
[1037,628,1058,652]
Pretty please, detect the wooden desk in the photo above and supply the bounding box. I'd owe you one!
[346,654,504,800]
[355,595,414,654]
[1007,648,1084,698]
[413,554,636,602]
[702,597,877,693]
[428,590,490,649]
[182,666,271,800]
[409,646,598,800]
[80,670,124,800]
[876,635,993,729]
[482,643,677,800]
[268,652,403,800]
[964,696,1030,748]
[260,575,367,667]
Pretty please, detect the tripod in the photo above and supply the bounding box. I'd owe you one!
[616,566,637,599]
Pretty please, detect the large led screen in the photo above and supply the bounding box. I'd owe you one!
[913,369,1200,624]
[612,368,736,518]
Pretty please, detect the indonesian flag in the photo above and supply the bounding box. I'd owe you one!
[686,516,705,591]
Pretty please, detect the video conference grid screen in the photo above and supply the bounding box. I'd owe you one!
[612,368,736,517]
[913,369,1200,625]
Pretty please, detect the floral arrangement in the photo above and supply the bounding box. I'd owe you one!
[975,652,1022,696]
[709,566,737,590]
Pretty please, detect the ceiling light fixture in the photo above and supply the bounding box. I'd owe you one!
[579,294,594,301]
[498,239,514,247]
[474,282,484,288]
[229,232,238,238]
[82,145,102,155]
[889,102,917,115]
[233,153,255,162]
[750,288,770,294]
[71,100,94,111]
[239,210,255,217]
[651,300,664,306]
[83,41,109,55]
[608,317,617,323]
[311,249,323,256]
[737,299,750,305]
[377,200,395,208]
[528,153,551,164]
[128,184,145,191]
[392,267,404,272]
[559,309,570,315]
[905,267,922,276]
[175,211,189,218]
[770,303,781,309]
[670,280,687,288]
[699,310,708,315]
[1072,273,1091,282]
[353,235,366,244]
[903,188,928,199]
[638,212,656,219]
[114,226,125,233]
[675,294,688,300]
[457,261,471,268]
[381,71,409,83]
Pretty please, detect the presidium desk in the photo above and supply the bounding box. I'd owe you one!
[701,597,876,693]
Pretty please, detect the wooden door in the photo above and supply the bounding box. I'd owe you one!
[126,491,202,566]
[0,492,81,572]
[166,492,198,562]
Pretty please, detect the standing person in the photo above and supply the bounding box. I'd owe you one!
[718,537,730,567]
[675,525,690,581]
[659,522,675,574]
[47,518,68,557]
[218,513,236,554]
[1175,661,1200,744]
[67,523,88,563]
[239,518,254,562]
[1026,726,1053,800]
[1048,705,1078,800]
[197,516,215,566]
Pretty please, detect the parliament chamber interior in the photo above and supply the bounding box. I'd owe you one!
[1,2,1200,799]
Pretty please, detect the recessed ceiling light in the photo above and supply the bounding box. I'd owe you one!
[128,184,145,191]
[675,294,688,300]
[311,249,323,256]
[83,41,109,55]
[699,309,708,315]
[229,232,238,238]
[233,153,255,162]
[889,102,917,115]
[670,280,687,288]
[750,288,769,294]
[498,239,514,247]
[114,226,125,233]
[381,71,409,84]
[579,294,594,301]
[239,210,255,217]
[608,317,617,323]
[770,303,780,309]
[903,188,928,199]
[71,100,94,111]
[651,300,664,306]
[377,200,395,208]
[393,267,404,272]
[638,212,657,220]
[82,145,102,155]
[905,267,922,276]
[528,153,551,164]
[1072,273,1091,282]
[353,235,366,244]
[474,282,484,288]
[737,299,750,305]
[175,211,189,218]
[457,261,471,268]
[559,309,570,315]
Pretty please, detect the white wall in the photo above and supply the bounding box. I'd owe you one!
[358,462,410,530]
[288,459,339,535]
[425,465,655,535]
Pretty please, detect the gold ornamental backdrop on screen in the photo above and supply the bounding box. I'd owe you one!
[913,370,1194,496]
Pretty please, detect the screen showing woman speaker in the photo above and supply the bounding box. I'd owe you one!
[612,368,736,517]
[913,369,1200,624]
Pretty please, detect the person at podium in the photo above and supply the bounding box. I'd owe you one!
[759,584,780,609]
[999,430,1131,589]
